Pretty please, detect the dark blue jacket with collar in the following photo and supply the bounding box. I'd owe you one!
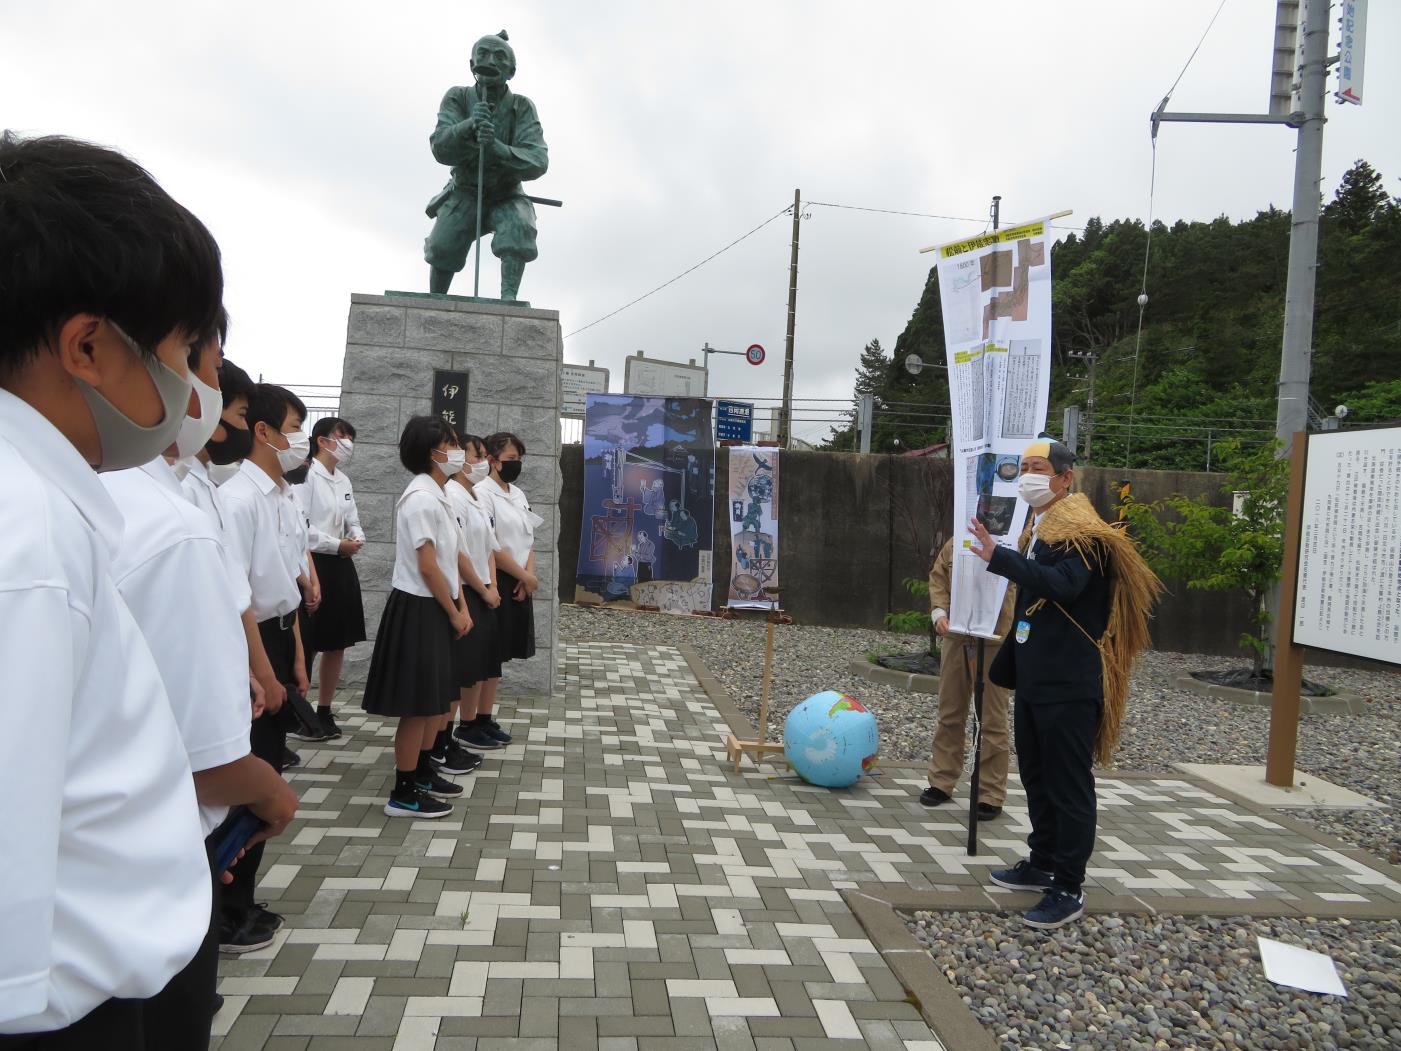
[987,535,1110,703]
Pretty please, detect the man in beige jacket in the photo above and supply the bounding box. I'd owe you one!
[921,537,1017,819]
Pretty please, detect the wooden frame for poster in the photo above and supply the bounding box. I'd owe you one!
[1267,425,1401,786]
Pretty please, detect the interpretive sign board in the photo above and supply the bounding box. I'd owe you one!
[716,400,755,443]
[1292,425,1401,664]
[623,352,708,398]
[562,363,609,418]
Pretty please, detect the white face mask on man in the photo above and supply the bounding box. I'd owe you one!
[1017,471,1058,508]
[267,428,309,472]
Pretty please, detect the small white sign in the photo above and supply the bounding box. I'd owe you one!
[1257,936,1348,997]
[562,364,609,418]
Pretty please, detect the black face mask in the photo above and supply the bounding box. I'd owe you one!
[497,459,523,484]
[205,423,254,465]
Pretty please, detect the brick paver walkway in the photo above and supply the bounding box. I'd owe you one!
[212,642,1401,1050]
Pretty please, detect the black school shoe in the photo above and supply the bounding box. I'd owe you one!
[1024,888,1086,930]
[989,860,1056,892]
[455,722,502,750]
[384,787,452,819]
[919,786,952,807]
[977,803,1003,820]
[435,744,482,775]
[319,709,342,740]
[480,715,512,745]
[416,771,464,798]
[282,747,301,770]
[218,909,278,954]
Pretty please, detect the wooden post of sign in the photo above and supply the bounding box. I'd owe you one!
[1265,432,1310,788]
[725,589,788,772]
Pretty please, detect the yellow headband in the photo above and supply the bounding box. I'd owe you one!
[1023,440,1052,460]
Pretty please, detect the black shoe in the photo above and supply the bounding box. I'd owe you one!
[1024,887,1086,929]
[218,910,277,954]
[213,993,225,1014]
[282,747,301,770]
[989,860,1056,893]
[481,717,512,745]
[976,803,1003,820]
[437,744,482,775]
[919,786,953,807]
[384,788,452,819]
[456,723,503,750]
[251,903,284,934]
[319,709,342,740]
[416,771,464,798]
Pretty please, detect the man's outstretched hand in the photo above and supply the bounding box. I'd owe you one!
[969,516,997,564]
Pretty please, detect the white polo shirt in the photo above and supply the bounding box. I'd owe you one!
[179,457,253,616]
[0,390,209,1034]
[220,459,303,622]
[476,479,541,567]
[446,478,502,585]
[103,459,252,836]
[391,474,462,600]
[295,458,365,555]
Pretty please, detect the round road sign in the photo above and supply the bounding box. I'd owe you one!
[745,344,766,366]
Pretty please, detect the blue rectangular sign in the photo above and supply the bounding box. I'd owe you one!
[716,399,754,443]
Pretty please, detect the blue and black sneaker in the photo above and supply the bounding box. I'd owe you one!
[481,715,512,745]
[384,787,452,819]
[1024,888,1085,930]
[989,860,1055,893]
[455,721,502,750]
[415,771,464,799]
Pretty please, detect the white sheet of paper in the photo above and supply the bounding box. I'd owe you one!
[1257,936,1348,997]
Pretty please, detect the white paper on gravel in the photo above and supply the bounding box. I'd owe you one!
[1257,936,1348,997]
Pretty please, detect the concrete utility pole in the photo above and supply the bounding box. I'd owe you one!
[1068,350,1098,461]
[1275,0,1329,451]
[778,189,801,450]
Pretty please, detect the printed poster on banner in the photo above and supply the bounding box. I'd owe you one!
[934,219,1055,638]
[726,447,779,608]
[574,394,716,615]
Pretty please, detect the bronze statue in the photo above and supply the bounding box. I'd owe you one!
[424,31,548,300]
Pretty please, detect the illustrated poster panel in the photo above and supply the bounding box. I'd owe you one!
[1292,426,1401,664]
[935,220,1054,637]
[574,393,715,614]
[726,447,779,608]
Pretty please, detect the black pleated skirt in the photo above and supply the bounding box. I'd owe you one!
[361,589,454,717]
[496,569,537,663]
[305,552,366,653]
[453,587,503,687]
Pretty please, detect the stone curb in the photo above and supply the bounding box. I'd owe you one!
[849,658,941,695]
[1173,674,1369,715]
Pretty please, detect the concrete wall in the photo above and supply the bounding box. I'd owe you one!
[558,448,1371,666]
[339,293,561,696]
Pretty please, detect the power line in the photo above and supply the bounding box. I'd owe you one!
[564,205,792,339]
[807,200,1084,232]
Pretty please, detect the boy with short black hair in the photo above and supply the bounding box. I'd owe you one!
[217,382,313,950]
[0,131,220,1046]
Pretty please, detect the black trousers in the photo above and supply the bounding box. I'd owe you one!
[1014,695,1101,894]
[224,617,293,918]
[0,892,218,1051]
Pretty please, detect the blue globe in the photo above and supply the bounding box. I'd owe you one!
[783,690,880,788]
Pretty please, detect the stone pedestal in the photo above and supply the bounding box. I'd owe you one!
[338,292,561,698]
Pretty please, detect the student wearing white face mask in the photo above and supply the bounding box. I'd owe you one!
[216,383,313,951]
[292,416,366,740]
[362,416,473,818]
[439,433,504,765]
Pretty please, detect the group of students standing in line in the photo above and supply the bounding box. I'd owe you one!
[0,132,538,1050]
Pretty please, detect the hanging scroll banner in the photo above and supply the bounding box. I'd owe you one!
[934,218,1056,637]
[726,447,779,608]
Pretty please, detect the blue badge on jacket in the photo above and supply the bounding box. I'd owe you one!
[1015,620,1031,644]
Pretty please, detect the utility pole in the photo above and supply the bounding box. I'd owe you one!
[1068,350,1098,461]
[991,194,1001,231]
[1275,0,1328,452]
[778,189,801,450]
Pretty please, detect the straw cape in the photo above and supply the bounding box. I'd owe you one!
[1023,493,1164,764]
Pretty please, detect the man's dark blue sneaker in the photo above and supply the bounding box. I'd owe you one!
[384,788,451,819]
[482,717,512,745]
[415,771,464,799]
[989,860,1056,892]
[456,723,502,750]
[1024,888,1085,930]
[436,744,482,775]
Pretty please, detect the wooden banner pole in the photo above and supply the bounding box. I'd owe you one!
[1265,432,1309,787]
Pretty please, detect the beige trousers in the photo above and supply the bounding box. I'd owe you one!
[926,633,1011,805]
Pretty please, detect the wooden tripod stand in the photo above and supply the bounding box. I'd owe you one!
[724,590,791,772]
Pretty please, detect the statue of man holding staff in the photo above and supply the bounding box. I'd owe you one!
[424,30,548,300]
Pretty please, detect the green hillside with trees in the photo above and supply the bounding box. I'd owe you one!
[829,160,1401,470]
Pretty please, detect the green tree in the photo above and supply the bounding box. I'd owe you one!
[1336,377,1401,423]
[1324,159,1395,235]
[1120,441,1289,677]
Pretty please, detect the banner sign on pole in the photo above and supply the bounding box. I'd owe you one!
[1292,425,1400,664]
[1336,0,1367,106]
[574,394,715,615]
[716,400,755,443]
[726,447,779,608]
[934,219,1055,638]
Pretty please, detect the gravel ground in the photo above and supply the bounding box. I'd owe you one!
[907,910,1401,1051]
[559,605,1401,863]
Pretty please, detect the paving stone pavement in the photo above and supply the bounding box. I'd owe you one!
[213,642,1401,1050]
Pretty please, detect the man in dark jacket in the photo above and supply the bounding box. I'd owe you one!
[968,437,1107,929]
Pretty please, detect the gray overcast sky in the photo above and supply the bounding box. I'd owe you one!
[3,1,1396,444]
